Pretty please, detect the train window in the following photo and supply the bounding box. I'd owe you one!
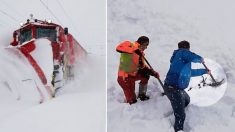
[19,29,32,44]
[36,27,56,42]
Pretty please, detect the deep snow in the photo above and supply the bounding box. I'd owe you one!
[187,58,227,107]
[0,53,106,132]
[0,0,106,132]
[108,0,235,132]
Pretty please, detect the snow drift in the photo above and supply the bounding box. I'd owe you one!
[0,0,106,131]
[108,0,235,132]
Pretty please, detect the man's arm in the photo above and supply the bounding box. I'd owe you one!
[191,69,208,77]
[182,50,203,63]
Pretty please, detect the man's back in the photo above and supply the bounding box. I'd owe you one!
[165,49,202,89]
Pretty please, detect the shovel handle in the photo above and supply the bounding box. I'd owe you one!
[143,57,165,92]
[143,57,153,70]
[202,63,217,83]
[157,78,165,89]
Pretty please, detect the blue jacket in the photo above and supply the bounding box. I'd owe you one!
[164,49,207,89]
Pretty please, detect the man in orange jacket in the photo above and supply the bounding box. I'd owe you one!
[116,36,160,105]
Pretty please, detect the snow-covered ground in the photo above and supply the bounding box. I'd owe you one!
[107,0,235,132]
[0,0,106,132]
[0,53,106,132]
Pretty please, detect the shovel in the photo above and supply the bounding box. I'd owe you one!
[143,57,165,96]
[202,62,224,87]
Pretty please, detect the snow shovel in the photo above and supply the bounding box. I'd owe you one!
[143,57,165,96]
[202,62,224,87]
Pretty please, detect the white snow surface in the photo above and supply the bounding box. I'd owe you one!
[0,50,106,132]
[108,0,235,132]
[0,0,105,132]
[187,58,227,107]
[32,39,54,86]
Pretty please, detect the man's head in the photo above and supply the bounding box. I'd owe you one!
[137,36,149,51]
[178,40,190,50]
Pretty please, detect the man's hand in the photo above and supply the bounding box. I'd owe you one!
[151,69,160,78]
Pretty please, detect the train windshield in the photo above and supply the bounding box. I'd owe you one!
[19,29,32,44]
[36,27,57,42]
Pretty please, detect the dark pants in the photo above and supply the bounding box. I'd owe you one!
[117,73,149,103]
[164,84,190,132]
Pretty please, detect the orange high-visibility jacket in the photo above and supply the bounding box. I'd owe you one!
[116,41,145,77]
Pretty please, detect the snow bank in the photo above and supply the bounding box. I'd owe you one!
[32,39,54,86]
[108,0,235,131]
[0,51,105,132]
[0,92,105,132]
[0,1,106,131]
[187,58,227,107]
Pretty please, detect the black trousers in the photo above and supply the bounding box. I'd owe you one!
[164,84,190,132]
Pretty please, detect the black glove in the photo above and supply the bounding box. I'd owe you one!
[138,67,152,78]
[150,69,160,78]
[134,49,142,56]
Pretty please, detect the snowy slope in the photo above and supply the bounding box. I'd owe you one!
[108,0,235,132]
[0,50,106,132]
[0,54,106,132]
[0,93,105,132]
[0,0,106,132]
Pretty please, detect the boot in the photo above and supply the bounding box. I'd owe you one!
[138,84,150,101]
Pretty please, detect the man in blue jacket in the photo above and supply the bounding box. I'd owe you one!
[164,40,209,132]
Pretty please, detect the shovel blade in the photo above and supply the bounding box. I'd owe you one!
[209,79,224,87]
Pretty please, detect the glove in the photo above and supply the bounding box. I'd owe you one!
[138,67,150,78]
[134,49,143,56]
[151,69,160,78]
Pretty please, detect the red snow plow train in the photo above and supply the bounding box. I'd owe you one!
[9,18,87,100]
